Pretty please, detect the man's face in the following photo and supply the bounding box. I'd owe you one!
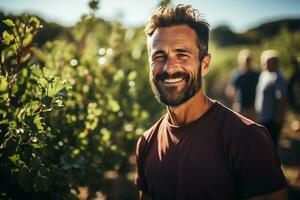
[262,57,278,72]
[147,25,202,107]
[266,57,278,72]
[240,57,252,70]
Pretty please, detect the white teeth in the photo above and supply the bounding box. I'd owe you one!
[163,78,183,83]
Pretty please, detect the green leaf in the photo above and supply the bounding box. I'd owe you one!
[127,70,137,80]
[20,52,31,62]
[29,16,41,29]
[113,70,125,82]
[22,35,33,47]
[31,64,43,77]
[24,101,40,116]
[2,31,14,45]
[8,154,20,165]
[108,99,120,112]
[33,115,43,131]
[101,128,111,141]
[47,79,65,97]
[32,143,44,149]
[0,119,9,125]
[0,76,8,92]
[3,19,15,27]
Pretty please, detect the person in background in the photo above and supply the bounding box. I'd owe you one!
[255,49,287,148]
[135,4,288,200]
[226,49,259,121]
[287,57,300,113]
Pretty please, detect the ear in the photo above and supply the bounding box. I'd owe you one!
[201,54,211,77]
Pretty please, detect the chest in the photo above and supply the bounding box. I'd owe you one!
[144,128,235,199]
[236,73,258,90]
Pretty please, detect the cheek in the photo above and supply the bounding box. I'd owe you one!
[182,59,200,74]
[151,62,164,73]
[150,67,159,80]
[182,64,199,79]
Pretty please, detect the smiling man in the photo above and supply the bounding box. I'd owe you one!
[135,4,288,200]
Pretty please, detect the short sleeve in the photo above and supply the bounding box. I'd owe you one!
[135,136,149,194]
[231,125,286,198]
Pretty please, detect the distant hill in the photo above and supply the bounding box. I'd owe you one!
[1,11,300,48]
[0,11,116,48]
[211,18,300,46]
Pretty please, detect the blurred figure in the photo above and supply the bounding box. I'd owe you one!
[226,49,259,120]
[287,57,300,134]
[287,57,300,113]
[255,49,287,148]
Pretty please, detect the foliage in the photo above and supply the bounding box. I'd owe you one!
[0,15,71,199]
[36,16,157,199]
[0,3,163,199]
[261,27,300,74]
[159,0,172,7]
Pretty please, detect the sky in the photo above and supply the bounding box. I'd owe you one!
[0,0,300,33]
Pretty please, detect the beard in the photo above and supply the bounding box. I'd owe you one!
[150,68,202,107]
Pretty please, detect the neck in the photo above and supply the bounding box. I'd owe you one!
[166,90,213,126]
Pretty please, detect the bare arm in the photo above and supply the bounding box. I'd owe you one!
[225,84,236,103]
[245,188,288,200]
[225,84,241,112]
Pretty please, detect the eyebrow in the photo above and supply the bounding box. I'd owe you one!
[152,50,165,56]
[174,48,191,53]
[152,48,191,56]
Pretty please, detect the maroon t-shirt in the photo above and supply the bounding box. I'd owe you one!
[136,101,286,200]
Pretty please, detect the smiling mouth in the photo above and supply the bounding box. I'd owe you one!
[162,77,184,84]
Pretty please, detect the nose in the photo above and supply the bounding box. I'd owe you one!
[162,57,177,74]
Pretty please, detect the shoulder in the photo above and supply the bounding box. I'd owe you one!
[215,102,256,127]
[251,69,260,75]
[250,70,260,79]
[231,70,242,84]
[274,71,287,92]
[234,123,272,148]
[216,102,275,157]
[214,102,269,144]
[258,70,268,78]
[276,71,287,83]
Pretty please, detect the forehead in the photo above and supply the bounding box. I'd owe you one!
[147,25,198,51]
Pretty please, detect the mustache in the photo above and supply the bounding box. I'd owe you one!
[155,71,189,82]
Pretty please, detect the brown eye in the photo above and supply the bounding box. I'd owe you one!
[154,55,166,61]
[178,53,188,58]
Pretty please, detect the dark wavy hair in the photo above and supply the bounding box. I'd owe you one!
[145,4,210,60]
